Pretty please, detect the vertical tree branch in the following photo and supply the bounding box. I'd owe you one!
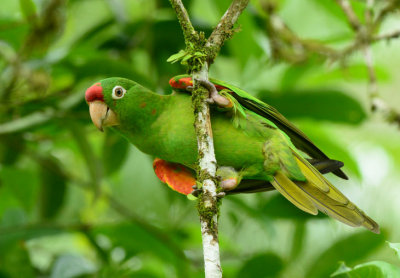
[169,0,249,277]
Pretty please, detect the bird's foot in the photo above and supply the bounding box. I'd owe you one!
[220,178,239,191]
[196,79,232,108]
[216,192,226,199]
[190,184,202,197]
[190,185,226,199]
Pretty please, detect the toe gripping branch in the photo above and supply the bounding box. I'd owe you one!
[196,79,232,108]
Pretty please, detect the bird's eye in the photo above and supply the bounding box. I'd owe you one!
[112,86,126,99]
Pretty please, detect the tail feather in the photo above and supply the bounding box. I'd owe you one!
[292,152,380,234]
[271,171,318,215]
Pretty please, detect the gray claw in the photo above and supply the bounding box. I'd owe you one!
[216,192,226,198]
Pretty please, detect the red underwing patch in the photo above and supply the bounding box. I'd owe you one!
[153,158,196,195]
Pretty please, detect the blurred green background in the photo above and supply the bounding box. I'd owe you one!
[1,0,400,277]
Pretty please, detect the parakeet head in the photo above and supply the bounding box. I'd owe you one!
[85,77,147,131]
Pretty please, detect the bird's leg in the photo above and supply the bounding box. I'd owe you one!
[217,166,241,192]
[190,166,240,199]
[196,79,232,108]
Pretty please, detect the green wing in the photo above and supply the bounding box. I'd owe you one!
[209,77,348,180]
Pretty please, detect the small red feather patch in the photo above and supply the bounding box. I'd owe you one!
[169,76,228,91]
[153,158,196,195]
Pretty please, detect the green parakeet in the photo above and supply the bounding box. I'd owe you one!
[85,75,379,233]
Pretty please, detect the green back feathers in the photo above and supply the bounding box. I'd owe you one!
[209,77,348,180]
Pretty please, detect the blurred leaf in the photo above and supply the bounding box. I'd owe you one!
[0,225,62,252]
[311,64,390,83]
[227,196,274,233]
[0,41,17,63]
[308,0,352,26]
[70,123,102,197]
[331,261,400,278]
[261,194,326,220]
[38,156,67,220]
[236,253,284,278]
[19,0,37,23]
[306,230,386,278]
[0,167,39,212]
[388,242,400,261]
[0,242,35,278]
[1,208,27,227]
[280,63,316,90]
[259,89,367,124]
[0,108,55,134]
[50,254,97,278]
[0,134,25,165]
[290,222,306,260]
[91,223,185,268]
[70,57,152,87]
[102,131,129,176]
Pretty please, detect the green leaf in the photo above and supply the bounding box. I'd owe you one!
[331,261,400,278]
[236,253,284,278]
[181,53,193,64]
[388,242,400,261]
[50,254,97,278]
[102,131,129,176]
[166,50,187,63]
[38,156,67,220]
[306,230,386,278]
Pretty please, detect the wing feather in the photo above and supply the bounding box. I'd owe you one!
[210,77,348,180]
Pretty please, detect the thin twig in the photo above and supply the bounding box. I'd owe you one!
[207,0,250,62]
[335,0,362,32]
[168,0,198,43]
[374,30,400,41]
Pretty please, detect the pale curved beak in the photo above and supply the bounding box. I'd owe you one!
[88,101,119,131]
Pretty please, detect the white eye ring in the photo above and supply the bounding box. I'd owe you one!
[112,86,126,99]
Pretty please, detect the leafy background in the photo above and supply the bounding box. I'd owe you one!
[0,0,400,277]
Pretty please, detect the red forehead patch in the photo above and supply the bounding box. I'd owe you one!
[85,83,103,102]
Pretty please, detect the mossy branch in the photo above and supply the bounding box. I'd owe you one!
[169,0,249,277]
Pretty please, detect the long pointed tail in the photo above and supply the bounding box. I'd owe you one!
[272,152,379,233]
